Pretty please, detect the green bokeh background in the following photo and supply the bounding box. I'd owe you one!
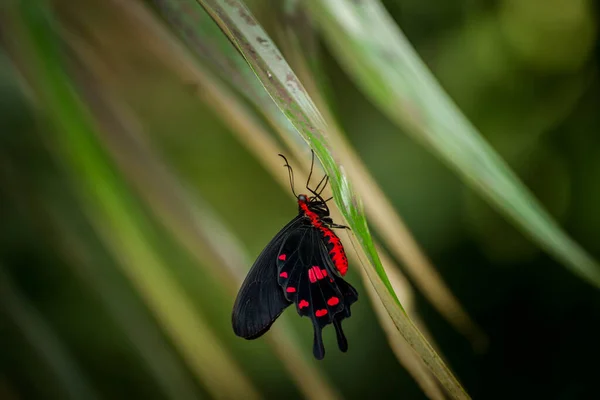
[2,0,600,399]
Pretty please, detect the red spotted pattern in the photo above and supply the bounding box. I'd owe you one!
[299,299,309,309]
[308,266,327,283]
[327,296,340,306]
[299,199,348,276]
[279,272,288,278]
[278,254,287,261]
[286,287,296,293]
[315,309,328,317]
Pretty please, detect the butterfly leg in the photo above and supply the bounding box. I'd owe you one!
[321,217,351,230]
[314,174,329,196]
[325,221,350,230]
[330,224,350,230]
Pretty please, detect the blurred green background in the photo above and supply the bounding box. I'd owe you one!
[1,0,600,399]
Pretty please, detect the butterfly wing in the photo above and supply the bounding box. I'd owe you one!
[319,238,358,351]
[232,216,303,339]
[277,228,358,359]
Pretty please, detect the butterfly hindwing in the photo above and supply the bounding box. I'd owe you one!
[232,216,303,339]
[277,228,358,359]
[318,236,358,354]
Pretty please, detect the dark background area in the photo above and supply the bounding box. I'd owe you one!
[1,0,600,399]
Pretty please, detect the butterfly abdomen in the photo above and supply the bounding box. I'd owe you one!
[298,200,348,276]
[321,229,348,276]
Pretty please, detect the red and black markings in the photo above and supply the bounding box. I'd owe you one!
[315,309,328,317]
[308,266,328,283]
[298,299,309,309]
[298,199,349,276]
[232,153,359,361]
[327,296,340,306]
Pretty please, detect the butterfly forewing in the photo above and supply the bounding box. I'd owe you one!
[232,216,302,339]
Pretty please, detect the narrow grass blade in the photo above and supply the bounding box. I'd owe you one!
[306,0,600,288]
[278,12,487,349]
[62,24,342,398]
[6,2,259,398]
[156,1,471,397]
[56,8,343,395]
[359,266,445,400]
[107,0,454,393]
[196,0,397,308]
[143,0,485,372]
[151,0,295,135]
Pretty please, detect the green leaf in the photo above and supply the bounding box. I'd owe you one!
[306,0,600,288]
[154,0,486,352]
[186,0,471,398]
[59,5,343,390]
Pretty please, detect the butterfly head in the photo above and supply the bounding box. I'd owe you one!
[297,194,309,203]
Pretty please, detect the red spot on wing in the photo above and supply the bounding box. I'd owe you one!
[314,267,324,280]
[279,272,288,278]
[299,300,309,309]
[309,266,326,283]
[327,296,340,306]
[286,287,296,293]
[278,254,286,261]
[315,309,328,317]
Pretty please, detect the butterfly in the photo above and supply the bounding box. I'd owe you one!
[232,152,358,359]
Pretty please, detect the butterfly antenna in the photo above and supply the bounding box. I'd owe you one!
[278,154,297,197]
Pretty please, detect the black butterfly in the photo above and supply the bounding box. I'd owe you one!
[232,152,358,359]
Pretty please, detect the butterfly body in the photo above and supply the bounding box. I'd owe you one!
[297,197,348,276]
[232,156,358,360]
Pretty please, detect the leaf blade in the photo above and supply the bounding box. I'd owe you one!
[187,0,471,398]
[307,0,600,288]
